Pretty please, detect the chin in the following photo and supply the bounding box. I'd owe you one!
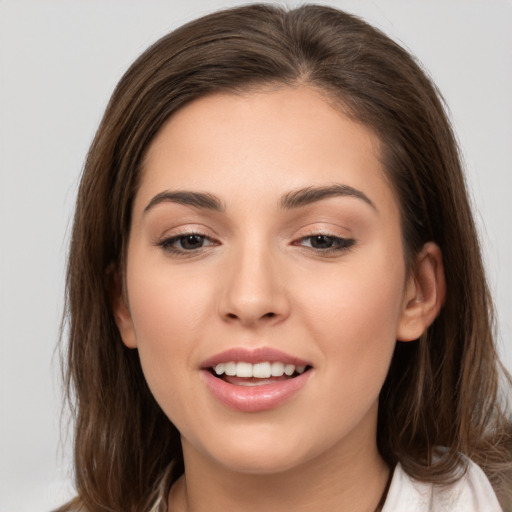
[216,448,309,475]
[192,426,323,476]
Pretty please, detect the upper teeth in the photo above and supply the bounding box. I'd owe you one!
[214,361,306,378]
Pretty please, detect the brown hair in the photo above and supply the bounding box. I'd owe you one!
[59,4,512,510]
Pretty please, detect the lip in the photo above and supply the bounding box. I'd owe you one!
[200,347,310,368]
[200,347,313,413]
[201,368,312,412]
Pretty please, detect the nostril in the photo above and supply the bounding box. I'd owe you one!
[222,310,278,323]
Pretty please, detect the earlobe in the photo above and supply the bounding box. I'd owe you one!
[396,242,446,342]
[109,268,138,349]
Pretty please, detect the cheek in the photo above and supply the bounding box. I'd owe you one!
[127,251,217,338]
[125,258,216,403]
[295,249,405,381]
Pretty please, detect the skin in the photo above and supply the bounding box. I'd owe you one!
[114,86,444,512]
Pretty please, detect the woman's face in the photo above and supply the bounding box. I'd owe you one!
[116,86,415,474]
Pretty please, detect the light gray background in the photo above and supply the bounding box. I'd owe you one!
[1,1,511,510]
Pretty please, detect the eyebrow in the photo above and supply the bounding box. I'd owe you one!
[144,190,225,213]
[280,184,376,211]
[144,183,376,215]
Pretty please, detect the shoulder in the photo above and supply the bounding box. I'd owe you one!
[382,457,503,512]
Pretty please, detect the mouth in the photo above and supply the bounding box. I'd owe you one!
[200,348,313,412]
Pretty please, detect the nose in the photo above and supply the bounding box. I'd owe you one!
[219,243,290,327]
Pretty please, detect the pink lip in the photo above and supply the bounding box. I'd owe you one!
[200,347,312,413]
[200,347,310,368]
[201,369,311,412]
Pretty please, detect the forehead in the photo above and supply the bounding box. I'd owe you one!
[136,86,397,217]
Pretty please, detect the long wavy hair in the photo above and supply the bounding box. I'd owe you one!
[58,4,512,511]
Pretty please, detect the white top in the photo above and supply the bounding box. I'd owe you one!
[382,459,502,512]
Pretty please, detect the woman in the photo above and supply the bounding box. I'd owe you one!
[58,4,512,511]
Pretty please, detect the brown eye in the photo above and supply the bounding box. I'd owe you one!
[309,235,335,249]
[295,234,356,253]
[158,233,217,254]
[179,234,206,250]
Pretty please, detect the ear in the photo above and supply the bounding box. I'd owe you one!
[396,242,446,342]
[109,267,138,349]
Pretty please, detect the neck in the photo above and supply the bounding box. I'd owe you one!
[169,425,390,512]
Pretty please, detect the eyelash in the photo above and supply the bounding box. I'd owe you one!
[293,233,356,255]
[157,232,218,255]
[157,231,355,257]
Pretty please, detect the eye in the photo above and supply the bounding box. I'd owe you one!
[176,234,207,250]
[307,235,337,249]
[295,234,355,253]
[158,233,217,254]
